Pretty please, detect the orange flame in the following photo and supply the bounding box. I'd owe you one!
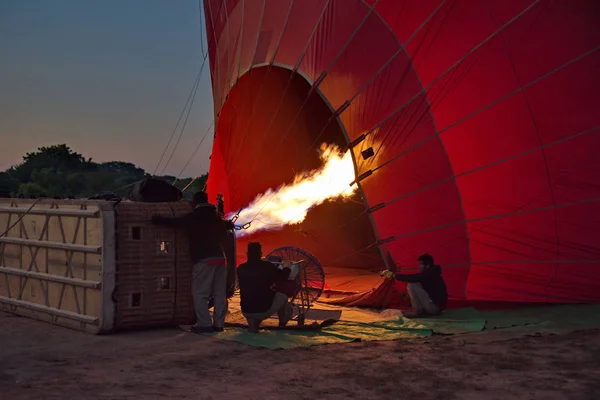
[232,143,357,236]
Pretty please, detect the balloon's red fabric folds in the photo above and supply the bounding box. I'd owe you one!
[203,0,600,306]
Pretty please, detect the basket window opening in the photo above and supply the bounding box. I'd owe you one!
[159,241,170,254]
[131,293,141,307]
[131,227,141,240]
[159,277,170,290]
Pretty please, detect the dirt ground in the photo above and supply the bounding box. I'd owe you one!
[1,311,600,400]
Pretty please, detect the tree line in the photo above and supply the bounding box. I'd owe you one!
[0,144,207,200]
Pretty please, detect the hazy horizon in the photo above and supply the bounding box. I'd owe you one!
[0,0,215,178]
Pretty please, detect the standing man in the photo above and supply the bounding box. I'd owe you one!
[152,191,234,333]
[381,253,448,318]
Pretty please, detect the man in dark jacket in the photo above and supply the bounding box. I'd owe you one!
[382,253,448,318]
[237,242,293,333]
[151,191,234,333]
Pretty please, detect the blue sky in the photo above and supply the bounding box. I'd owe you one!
[0,0,214,178]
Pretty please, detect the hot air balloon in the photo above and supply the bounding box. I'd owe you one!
[203,0,600,307]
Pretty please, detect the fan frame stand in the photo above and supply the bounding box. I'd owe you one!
[266,246,326,327]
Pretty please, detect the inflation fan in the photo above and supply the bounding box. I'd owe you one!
[266,246,326,326]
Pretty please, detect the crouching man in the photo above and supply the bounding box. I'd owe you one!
[237,242,293,333]
[381,253,448,318]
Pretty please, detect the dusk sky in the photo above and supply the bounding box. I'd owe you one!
[0,0,214,178]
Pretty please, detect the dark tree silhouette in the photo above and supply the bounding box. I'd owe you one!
[0,144,208,200]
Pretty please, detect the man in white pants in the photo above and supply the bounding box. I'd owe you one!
[152,191,234,333]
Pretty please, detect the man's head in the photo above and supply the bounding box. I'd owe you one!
[247,242,262,261]
[192,191,209,206]
[417,253,434,270]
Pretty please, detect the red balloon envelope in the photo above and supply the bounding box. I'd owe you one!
[203,0,600,306]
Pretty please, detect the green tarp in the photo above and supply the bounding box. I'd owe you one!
[196,304,600,350]
[199,320,432,350]
[197,309,489,349]
[412,307,540,332]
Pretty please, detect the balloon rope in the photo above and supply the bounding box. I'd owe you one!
[0,199,42,239]
[159,55,208,176]
[173,120,214,184]
[152,67,203,176]
[153,0,222,177]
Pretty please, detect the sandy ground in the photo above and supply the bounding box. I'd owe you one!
[1,311,600,400]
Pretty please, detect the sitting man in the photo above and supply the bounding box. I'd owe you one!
[381,253,448,318]
[237,242,294,333]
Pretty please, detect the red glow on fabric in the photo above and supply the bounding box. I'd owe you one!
[204,0,600,306]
